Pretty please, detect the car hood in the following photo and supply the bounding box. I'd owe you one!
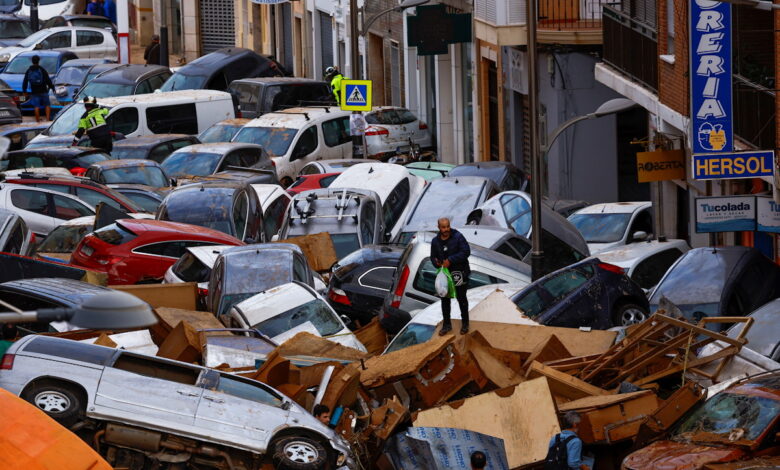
[623,440,746,470]
[587,241,623,255]
[0,39,22,48]
[0,72,24,92]
[0,46,25,58]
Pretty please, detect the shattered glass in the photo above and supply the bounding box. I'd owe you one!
[673,392,780,443]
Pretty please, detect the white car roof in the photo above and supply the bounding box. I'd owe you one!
[244,107,350,130]
[94,90,232,108]
[234,282,316,326]
[574,201,652,215]
[592,239,691,269]
[457,225,519,247]
[250,184,288,209]
[329,162,422,201]
[185,244,235,268]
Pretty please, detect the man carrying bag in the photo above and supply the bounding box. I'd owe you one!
[545,412,591,470]
[431,217,471,335]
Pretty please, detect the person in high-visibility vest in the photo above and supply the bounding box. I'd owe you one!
[325,66,346,105]
[72,96,112,153]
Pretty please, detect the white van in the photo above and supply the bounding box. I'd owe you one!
[30,90,235,144]
[19,0,83,21]
[231,107,353,186]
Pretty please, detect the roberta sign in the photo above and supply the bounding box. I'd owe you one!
[690,0,733,155]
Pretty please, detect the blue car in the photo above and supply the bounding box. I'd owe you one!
[0,50,78,112]
[49,58,114,110]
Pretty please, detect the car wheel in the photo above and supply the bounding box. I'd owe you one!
[281,176,293,188]
[612,303,648,327]
[23,382,84,427]
[272,436,329,470]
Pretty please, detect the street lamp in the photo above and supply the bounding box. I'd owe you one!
[0,291,158,329]
[349,0,430,80]
[530,98,637,280]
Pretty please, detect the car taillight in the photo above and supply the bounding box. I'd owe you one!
[365,126,389,136]
[419,122,428,130]
[598,262,625,275]
[29,232,35,244]
[69,167,86,177]
[1,354,14,370]
[197,287,209,297]
[11,95,20,105]
[328,287,351,306]
[390,265,410,309]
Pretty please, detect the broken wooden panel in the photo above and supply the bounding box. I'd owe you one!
[320,363,362,412]
[276,331,368,362]
[152,307,225,345]
[559,390,661,444]
[523,334,572,370]
[411,343,485,408]
[110,283,199,311]
[632,382,706,448]
[361,335,453,388]
[458,332,525,389]
[369,396,409,441]
[353,317,388,356]
[413,377,560,469]
[527,361,609,402]
[156,321,202,363]
[278,232,337,272]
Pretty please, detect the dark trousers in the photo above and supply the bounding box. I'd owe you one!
[351,135,363,158]
[91,135,112,154]
[442,284,469,327]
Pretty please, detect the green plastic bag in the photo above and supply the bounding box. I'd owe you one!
[435,267,457,298]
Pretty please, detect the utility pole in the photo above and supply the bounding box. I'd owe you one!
[159,0,169,67]
[117,0,130,64]
[30,0,38,31]
[350,0,360,79]
[527,0,542,280]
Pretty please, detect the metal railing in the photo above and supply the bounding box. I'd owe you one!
[733,74,776,150]
[538,0,613,30]
[602,5,658,92]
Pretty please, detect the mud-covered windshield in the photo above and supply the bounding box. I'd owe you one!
[673,392,780,444]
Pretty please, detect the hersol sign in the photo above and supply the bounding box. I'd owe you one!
[690,0,733,155]
[692,150,774,180]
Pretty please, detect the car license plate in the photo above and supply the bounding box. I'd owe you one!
[0,110,11,117]
[81,245,94,256]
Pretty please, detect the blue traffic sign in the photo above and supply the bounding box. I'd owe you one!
[340,80,372,111]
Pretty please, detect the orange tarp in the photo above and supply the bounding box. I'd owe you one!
[0,388,112,470]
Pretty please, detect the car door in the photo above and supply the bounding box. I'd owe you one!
[535,264,599,327]
[321,116,351,158]
[75,30,104,58]
[287,125,319,178]
[94,352,204,429]
[6,188,57,237]
[39,30,72,52]
[194,371,288,451]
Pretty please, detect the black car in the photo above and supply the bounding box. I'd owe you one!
[81,62,122,88]
[511,257,650,329]
[0,14,33,48]
[156,181,265,243]
[448,161,528,192]
[327,244,404,328]
[228,77,333,119]
[75,64,172,100]
[648,246,780,330]
[160,48,286,92]
[110,134,200,163]
[107,183,166,213]
[4,147,110,173]
[0,122,49,151]
[0,91,21,125]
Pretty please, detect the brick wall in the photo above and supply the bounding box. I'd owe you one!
[657,0,689,117]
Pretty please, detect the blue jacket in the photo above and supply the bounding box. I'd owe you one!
[548,430,583,470]
[431,229,471,281]
[103,0,117,24]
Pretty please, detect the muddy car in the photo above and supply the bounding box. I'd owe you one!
[0,335,355,470]
[622,372,780,470]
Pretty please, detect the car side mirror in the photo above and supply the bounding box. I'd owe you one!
[170,177,177,187]
[632,230,648,241]
[281,401,291,411]
[340,314,351,325]
[34,43,43,50]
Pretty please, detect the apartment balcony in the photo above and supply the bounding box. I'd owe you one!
[733,74,776,150]
[474,0,607,46]
[602,5,657,92]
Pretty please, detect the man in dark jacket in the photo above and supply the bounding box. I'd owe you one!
[144,34,161,65]
[431,217,471,335]
[22,55,55,122]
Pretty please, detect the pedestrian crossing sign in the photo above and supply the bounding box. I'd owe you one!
[341,80,372,111]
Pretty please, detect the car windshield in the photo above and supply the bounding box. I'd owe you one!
[79,82,134,98]
[5,56,58,74]
[160,152,221,178]
[449,165,506,185]
[649,251,731,319]
[0,20,32,39]
[198,124,243,143]
[673,392,780,443]
[232,126,295,156]
[110,147,145,160]
[37,223,90,252]
[74,153,109,167]
[16,28,49,47]
[407,181,483,228]
[385,323,436,353]
[223,251,291,295]
[160,72,207,91]
[568,213,632,243]
[55,65,89,85]
[161,188,234,234]
[252,298,342,338]
[101,166,169,187]
[46,103,85,135]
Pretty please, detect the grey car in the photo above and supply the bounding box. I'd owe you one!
[0,207,33,256]
[280,187,385,259]
[0,335,355,469]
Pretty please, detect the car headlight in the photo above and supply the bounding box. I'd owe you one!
[337,454,346,466]
[0,53,10,62]
[55,86,67,96]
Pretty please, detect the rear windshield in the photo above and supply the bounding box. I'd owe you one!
[407,181,483,228]
[159,189,234,234]
[102,166,169,187]
[365,109,417,125]
[74,153,109,168]
[47,103,86,136]
[385,323,436,353]
[198,124,243,144]
[79,82,135,99]
[160,152,221,178]
[232,126,296,157]
[92,222,137,245]
[55,66,89,86]
[38,223,90,253]
[223,250,292,295]
[172,252,210,283]
[160,73,207,92]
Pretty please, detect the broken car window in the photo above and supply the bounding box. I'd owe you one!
[674,392,780,442]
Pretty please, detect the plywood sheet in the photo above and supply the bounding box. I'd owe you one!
[558,390,653,411]
[413,377,560,469]
[278,232,337,272]
[361,335,453,388]
[277,331,368,361]
[111,283,198,310]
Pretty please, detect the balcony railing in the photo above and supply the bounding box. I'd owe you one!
[474,0,610,29]
[602,5,657,92]
[733,74,776,150]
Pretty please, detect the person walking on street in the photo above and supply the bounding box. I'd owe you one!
[470,451,487,470]
[431,217,471,335]
[350,111,366,158]
[72,97,112,153]
[544,411,590,470]
[325,66,346,105]
[86,0,104,16]
[22,55,55,122]
[144,35,161,65]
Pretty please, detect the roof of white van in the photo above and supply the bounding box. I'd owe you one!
[243,107,350,130]
[96,90,232,108]
[329,162,422,201]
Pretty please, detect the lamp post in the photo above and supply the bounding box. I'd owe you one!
[530,98,637,280]
[0,291,158,329]
[349,0,429,80]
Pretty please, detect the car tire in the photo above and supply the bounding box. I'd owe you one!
[23,382,84,427]
[281,176,294,188]
[612,302,648,327]
[272,436,330,470]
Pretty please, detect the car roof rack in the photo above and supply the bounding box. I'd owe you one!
[264,111,310,121]
[290,188,360,225]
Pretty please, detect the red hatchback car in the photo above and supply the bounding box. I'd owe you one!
[71,219,243,284]
[287,173,339,195]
